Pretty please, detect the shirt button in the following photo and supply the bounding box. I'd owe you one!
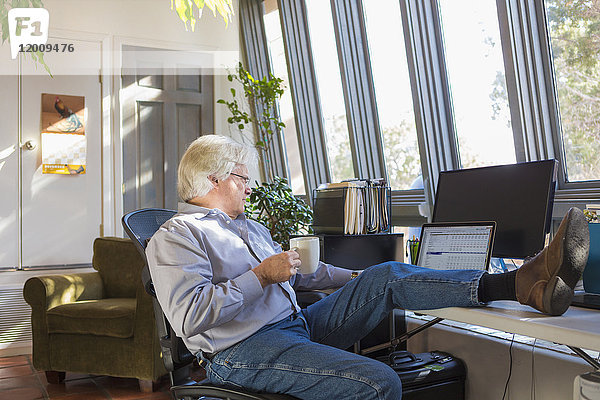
[226,220,231,224]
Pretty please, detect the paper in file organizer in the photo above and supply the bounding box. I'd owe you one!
[365,184,389,233]
[342,184,365,235]
[314,180,389,235]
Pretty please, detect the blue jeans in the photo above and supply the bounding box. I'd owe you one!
[202,262,485,400]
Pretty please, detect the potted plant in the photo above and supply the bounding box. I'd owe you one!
[218,63,313,247]
[583,207,600,294]
[217,62,285,181]
[246,177,313,250]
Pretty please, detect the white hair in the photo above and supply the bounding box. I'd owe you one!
[177,135,257,202]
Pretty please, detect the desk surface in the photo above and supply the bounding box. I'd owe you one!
[416,301,600,352]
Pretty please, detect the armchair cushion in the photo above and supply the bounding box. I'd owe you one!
[92,237,144,298]
[46,298,136,339]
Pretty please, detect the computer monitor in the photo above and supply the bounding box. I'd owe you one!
[432,160,557,259]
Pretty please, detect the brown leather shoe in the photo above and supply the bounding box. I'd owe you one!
[516,207,590,315]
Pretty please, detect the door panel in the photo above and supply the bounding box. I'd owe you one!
[176,70,201,91]
[176,104,202,158]
[138,101,165,208]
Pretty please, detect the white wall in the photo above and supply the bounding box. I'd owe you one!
[406,318,593,400]
[43,0,238,48]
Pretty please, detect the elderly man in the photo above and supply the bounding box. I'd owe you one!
[147,135,589,400]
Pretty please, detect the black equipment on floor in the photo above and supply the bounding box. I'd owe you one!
[377,350,466,400]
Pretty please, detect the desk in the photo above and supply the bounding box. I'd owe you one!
[317,233,407,354]
[415,301,600,368]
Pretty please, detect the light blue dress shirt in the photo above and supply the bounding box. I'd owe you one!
[146,202,353,355]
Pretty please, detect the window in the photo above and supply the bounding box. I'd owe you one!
[438,0,515,168]
[248,0,600,229]
[263,0,307,195]
[305,0,355,182]
[363,0,422,190]
[544,0,600,182]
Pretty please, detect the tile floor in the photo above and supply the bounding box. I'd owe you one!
[0,354,185,400]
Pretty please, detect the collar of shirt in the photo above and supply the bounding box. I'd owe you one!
[177,202,243,221]
[177,202,254,251]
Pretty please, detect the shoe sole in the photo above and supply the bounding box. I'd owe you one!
[542,208,590,315]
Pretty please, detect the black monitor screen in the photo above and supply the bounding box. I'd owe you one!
[432,160,557,259]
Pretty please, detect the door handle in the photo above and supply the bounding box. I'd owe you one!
[22,140,37,150]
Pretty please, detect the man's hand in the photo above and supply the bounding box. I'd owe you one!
[252,250,301,288]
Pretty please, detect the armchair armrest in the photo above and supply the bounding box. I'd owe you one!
[23,272,104,371]
[23,272,104,311]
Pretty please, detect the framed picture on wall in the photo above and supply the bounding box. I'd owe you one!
[40,93,86,175]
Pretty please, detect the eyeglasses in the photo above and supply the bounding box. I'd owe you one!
[230,173,250,186]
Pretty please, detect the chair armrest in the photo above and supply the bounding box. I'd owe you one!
[23,272,104,311]
[133,279,169,379]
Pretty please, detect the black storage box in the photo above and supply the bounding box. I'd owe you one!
[377,350,466,400]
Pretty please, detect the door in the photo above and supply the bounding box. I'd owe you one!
[20,38,102,267]
[121,45,214,212]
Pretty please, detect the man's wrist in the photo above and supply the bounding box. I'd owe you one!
[251,268,269,288]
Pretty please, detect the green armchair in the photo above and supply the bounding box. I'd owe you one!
[23,237,167,391]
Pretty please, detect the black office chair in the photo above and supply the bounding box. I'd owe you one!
[122,208,297,400]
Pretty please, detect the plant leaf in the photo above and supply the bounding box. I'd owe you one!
[172,0,192,31]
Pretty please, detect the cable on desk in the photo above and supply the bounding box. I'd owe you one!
[531,338,537,400]
[503,333,515,400]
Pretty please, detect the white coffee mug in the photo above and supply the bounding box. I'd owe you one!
[289,236,320,274]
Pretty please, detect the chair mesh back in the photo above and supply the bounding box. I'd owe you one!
[122,208,177,297]
[121,208,195,369]
[123,208,177,251]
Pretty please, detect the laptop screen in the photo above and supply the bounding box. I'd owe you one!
[415,222,496,271]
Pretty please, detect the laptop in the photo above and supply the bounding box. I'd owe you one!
[415,222,496,271]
